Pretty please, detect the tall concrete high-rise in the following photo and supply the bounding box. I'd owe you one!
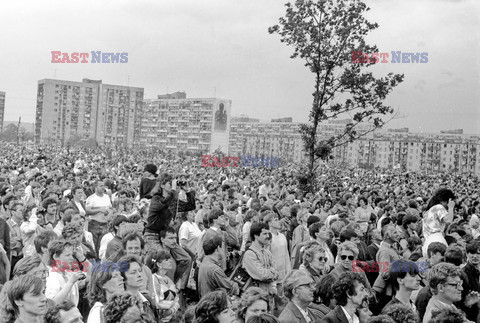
[35,78,143,147]
[0,91,5,133]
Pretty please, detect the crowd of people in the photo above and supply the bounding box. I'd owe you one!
[0,142,479,323]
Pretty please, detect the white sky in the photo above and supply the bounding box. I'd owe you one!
[0,0,479,133]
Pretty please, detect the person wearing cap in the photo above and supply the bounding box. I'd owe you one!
[278,270,316,323]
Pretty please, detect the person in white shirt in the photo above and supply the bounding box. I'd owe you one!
[46,240,86,306]
[86,180,113,253]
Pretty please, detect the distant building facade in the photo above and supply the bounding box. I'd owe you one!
[0,91,5,133]
[35,78,144,147]
[139,96,231,153]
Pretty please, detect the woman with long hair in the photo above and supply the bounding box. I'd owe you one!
[194,289,236,323]
[422,188,455,258]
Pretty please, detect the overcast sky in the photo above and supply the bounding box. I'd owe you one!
[0,0,478,133]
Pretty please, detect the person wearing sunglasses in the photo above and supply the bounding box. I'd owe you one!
[299,242,329,284]
[329,241,371,288]
[278,270,316,323]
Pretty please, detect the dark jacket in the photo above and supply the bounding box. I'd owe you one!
[146,190,195,234]
[321,305,349,323]
[461,262,480,322]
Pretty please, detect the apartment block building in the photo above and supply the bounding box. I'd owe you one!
[228,119,306,163]
[0,91,5,133]
[138,96,231,154]
[35,78,144,147]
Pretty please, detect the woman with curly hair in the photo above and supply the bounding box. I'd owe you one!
[299,242,328,284]
[87,262,125,323]
[236,287,270,323]
[104,292,146,323]
[381,303,419,323]
[422,188,455,258]
[194,289,236,323]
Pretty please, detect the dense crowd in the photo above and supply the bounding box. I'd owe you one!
[0,142,479,323]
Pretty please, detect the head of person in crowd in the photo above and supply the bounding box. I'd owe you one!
[10,202,24,222]
[70,185,85,203]
[208,208,226,229]
[62,222,85,246]
[244,210,258,224]
[34,229,59,265]
[302,242,327,275]
[401,214,418,232]
[12,254,49,286]
[245,313,279,323]
[87,261,125,306]
[283,270,316,308]
[315,274,337,308]
[339,228,360,244]
[428,306,470,323]
[389,260,421,293]
[194,289,236,323]
[368,315,395,323]
[381,224,400,244]
[356,299,372,323]
[122,231,145,258]
[250,222,271,248]
[250,199,261,212]
[264,212,281,231]
[145,250,173,279]
[465,239,480,267]
[118,254,144,293]
[330,220,346,238]
[44,299,83,323]
[427,262,463,304]
[42,198,58,215]
[331,272,369,312]
[426,188,455,211]
[237,287,269,323]
[444,245,464,266]
[111,214,129,237]
[381,303,419,323]
[202,233,224,261]
[93,179,106,196]
[337,241,359,271]
[5,275,48,322]
[103,291,145,323]
[48,239,75,270]
[159,226,178,250]
[427,242,447,267]
[144,164,157,177]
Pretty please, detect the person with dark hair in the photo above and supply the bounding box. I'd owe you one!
[38,198,60,230]
[460,239,480,321]
[383,260,420,311]
[356,299,372,323]
[278,270,316,323]
[311,274,337,316]
[103,292,146,323]
[46,240,86,306]
[121,231,154,295]
[117,254,157,321]
[194,289,236,323]
[104,214,128,261]
[4,275,48,323]
[321,272,369,323]
[145,250,179,323]
[197,209,227,271]
[422,188,455,258]
[34,229,58,266]
[158,226,191,286]
[198,233,239,298]
[44,299,83,323]
[12,253,49,287]
[242,222,278,307]
[139,164,158,199]
[382,303,419,323]
[87,262,125,322]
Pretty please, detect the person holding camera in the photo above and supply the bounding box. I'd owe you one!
[46,240,87,307]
